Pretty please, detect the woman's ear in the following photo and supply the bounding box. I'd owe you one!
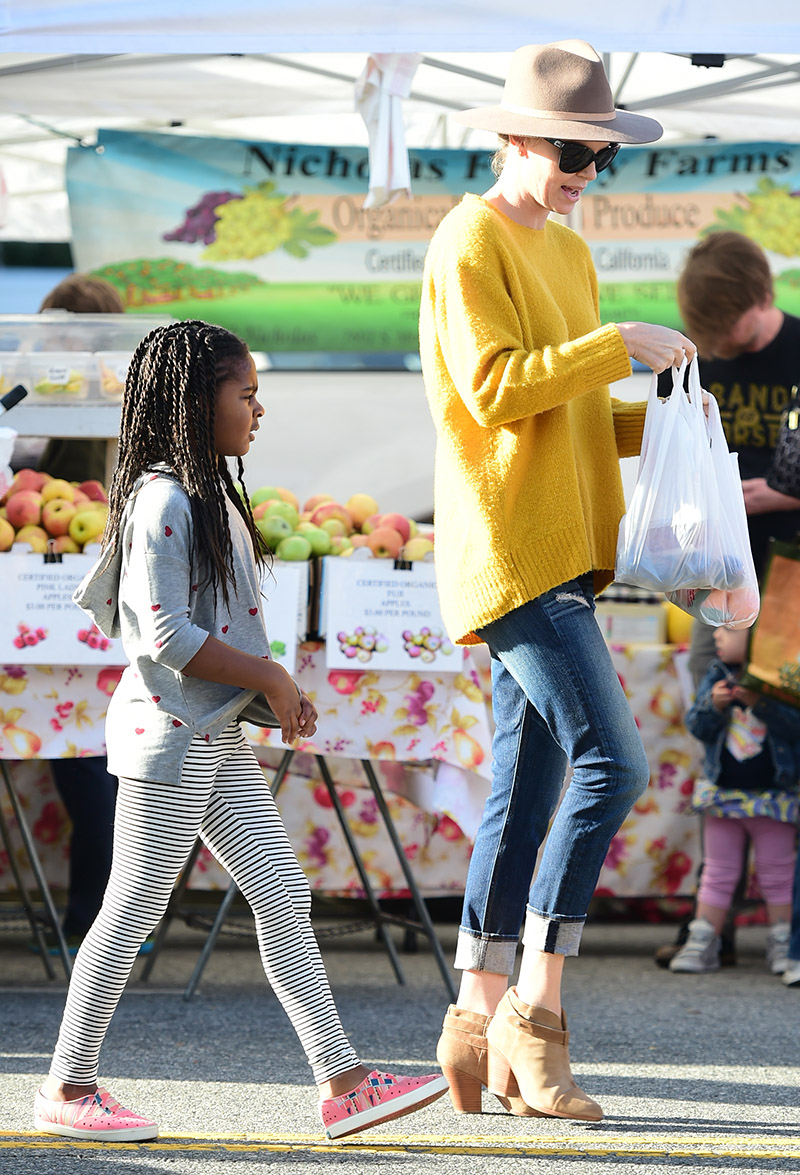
[508,135,529,157]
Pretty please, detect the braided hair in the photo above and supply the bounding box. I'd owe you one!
[104,320,267,609]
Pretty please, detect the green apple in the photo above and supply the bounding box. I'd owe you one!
[256,515,293,550]
[68,506,107,546]
[276,534,312,562]
[295,523,332,555]
[251,485,282,507]
[264,500,299,530]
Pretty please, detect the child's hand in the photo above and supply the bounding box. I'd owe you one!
[262,665,304,744]
[298,692,318,740]
[731,685,759,708]
[711,680,735,711]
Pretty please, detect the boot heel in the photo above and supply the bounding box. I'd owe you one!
[440,1065,483,1113]
[486,1046,515,1097]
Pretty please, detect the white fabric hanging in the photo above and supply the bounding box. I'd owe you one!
[355,52,421,209]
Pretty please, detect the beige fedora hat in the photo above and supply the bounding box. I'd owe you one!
[455,40,662,145]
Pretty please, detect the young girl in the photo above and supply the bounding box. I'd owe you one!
[671,626,800,975]
[34,321,447,1142]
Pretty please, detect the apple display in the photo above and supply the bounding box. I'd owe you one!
[6,490,43,529]
[76,480,108,503]
[378,513,412,544]
[69,507,107,546]
[366,526,404,559]
[42,498,78,537]
[345,493,379,530]
[0,516,14,550]
[14,524,49,553]
[41,478,76,505]
[276,534,312,562]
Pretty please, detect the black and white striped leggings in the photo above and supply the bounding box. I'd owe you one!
[49,723,361,1086]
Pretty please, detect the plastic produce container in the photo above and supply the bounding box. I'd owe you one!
[0,353,30,398]
[27,352,93,401]
[95,351,132,400]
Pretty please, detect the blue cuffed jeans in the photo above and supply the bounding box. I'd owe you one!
[455,574,650,973]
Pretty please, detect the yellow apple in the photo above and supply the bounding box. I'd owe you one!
[0,516,14,551]
[69,507,107,546]
[14,524,49,553]
[345,493,379,529]
[41,478,76,504]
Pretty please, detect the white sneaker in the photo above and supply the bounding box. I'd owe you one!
[781,959,800,987]
[668,918,721,973]
[766,922,791,974]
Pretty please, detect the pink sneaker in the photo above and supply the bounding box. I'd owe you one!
[34,1086,158,1141]
[320,1069,449,1140]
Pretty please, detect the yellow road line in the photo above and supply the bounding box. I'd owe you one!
[2,1132,800,1158]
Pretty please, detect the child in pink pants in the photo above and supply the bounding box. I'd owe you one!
[671,627,800,975]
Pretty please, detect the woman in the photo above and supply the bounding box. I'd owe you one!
[419,40,696,1122]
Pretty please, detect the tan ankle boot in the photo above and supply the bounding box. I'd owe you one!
[435,1005,542,1116]
[485,988,603,1121]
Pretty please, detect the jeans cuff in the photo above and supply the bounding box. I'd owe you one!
[454,928,519,974]
[522,909,584,957]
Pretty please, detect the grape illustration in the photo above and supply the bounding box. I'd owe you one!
[401,627,454,664]
[203,182,337,262]
[163,191,241,245]
[703,178,800,257]
[337,626,388,662]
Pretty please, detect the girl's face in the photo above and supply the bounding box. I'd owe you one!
[518,137,609,219]
[214,354,263,458]
[714,626,749,664]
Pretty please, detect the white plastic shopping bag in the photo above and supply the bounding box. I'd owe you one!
[616,359,727,592]
[666,382,759,630]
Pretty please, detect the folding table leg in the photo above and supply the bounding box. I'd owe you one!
[0,761,72,979]
[0,795,55,978]
[360,759,457,1002]
[315,755,406,987]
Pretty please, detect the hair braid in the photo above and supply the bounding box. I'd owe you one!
[104,319,261,611]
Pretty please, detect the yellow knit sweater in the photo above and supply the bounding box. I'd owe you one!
[419,194,646,645]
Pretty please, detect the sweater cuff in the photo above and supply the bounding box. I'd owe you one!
[612,398,647,458]
[566,322,632,392]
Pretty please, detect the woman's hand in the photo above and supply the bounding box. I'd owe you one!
[616,322,697,373]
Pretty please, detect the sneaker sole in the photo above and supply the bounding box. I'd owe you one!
[34,1116,158,1141]
[324,1076,449,1140]
[668,963,720,973]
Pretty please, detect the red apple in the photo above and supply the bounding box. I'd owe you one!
[7,491,43,529]
[360,513,383,535]
[350,534,370,548]
[379,512,412,543]
[42,498,78,537]
[7,468,46,497]
[310,501,353,533]
[72,489,91,505]
[367,526,404,559]
[303,493,334,513]
[252,498,280,520]
[52,534,81,554]
[77,480,108,503]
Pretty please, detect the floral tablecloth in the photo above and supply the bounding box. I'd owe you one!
[0,642,705,900]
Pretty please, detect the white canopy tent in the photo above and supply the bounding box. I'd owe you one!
[2,4,799,512]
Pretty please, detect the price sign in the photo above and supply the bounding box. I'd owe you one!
[0,552,121,664]
[261,560,310,677]
[322,556,457,672]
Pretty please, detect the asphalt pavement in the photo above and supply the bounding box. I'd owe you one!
[1,913,799,1174]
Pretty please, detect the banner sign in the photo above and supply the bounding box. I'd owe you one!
[67,132,800,354]
[321,556,458,672]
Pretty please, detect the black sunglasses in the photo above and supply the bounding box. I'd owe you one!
[543,138,620,174]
